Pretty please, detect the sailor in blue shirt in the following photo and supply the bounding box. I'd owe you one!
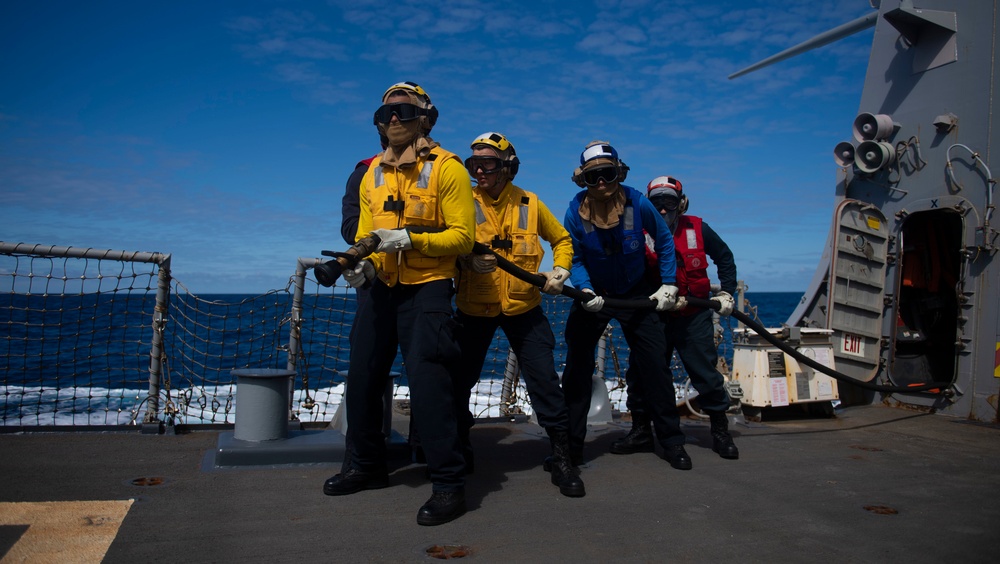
[560,141,693,471]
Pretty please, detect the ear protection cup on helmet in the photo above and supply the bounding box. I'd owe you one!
[423,105,438,128]
[380,81,438,131]
[507,154,520,176]
[574,139,629,187]
[470,131,520,177]
[647,175,689,215]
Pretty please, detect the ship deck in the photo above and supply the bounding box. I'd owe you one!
[2,404,999,563]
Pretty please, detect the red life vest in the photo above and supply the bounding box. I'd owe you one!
[643,214,710,315]
[674,215,710,300]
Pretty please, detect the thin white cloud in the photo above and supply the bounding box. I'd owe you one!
[2,0,880,292]
[576,30,646,57]
[273,62,326,85]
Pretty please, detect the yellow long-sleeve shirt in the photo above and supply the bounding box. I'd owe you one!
[456,181,573,316]
[356,147,475,284]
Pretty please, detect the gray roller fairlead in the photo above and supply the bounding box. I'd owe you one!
[232,369,294,441]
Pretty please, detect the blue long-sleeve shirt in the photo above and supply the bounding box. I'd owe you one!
[563,185,676,296]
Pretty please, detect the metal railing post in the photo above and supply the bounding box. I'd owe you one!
[500,349,520,417]
[144,255,171,425]
[588,326,613,423]
[287,259,311,374]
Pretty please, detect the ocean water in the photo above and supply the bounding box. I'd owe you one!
[1,291,803,425]
[731,292,804,327]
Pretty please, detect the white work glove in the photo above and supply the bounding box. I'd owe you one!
[580,288,604,313]
[470,253,497,274]
[672,296,688,311]
[540,266,570,295]
[649,284,679,312]
[711,290,735,316]
[372,228,412,252]
[343,260,375,289]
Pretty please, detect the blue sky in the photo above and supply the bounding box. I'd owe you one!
[1,1,877,294]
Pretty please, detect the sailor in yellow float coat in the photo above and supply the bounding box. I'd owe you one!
[454,172,572,316]
[454,132,584,498]
[323,82,474,528]
[356,144,475,285]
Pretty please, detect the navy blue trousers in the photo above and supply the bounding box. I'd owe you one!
[625,307,730,417]
[562,284,686,455]
[456,306,569,442]
[345,279,465,492]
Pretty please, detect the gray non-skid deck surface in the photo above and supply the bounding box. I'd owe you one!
[2,405,999,563]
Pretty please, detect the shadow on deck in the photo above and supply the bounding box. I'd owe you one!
[2,404,999,562]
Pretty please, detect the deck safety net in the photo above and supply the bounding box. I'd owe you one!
[1,242,709,428]
[1,246,164,426]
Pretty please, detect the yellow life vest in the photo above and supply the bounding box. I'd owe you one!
[457,184,544,316]
[367,147,459,286]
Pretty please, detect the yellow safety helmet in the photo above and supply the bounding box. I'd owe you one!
[382,81,430,103]
[471,131,513,153]
[380,81,438,127]
[468,131,520,176]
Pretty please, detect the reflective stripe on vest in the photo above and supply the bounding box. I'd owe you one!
[474,200,487,224]
[418,161,432,189]
[366,147,459,286]
[459,186,544,316]
[673,214,711,314]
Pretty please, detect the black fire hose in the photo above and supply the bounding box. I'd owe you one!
[315,235,383,287]
[316,226,459,287]
[471,242,953,397]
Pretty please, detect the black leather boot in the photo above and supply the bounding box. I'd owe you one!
[323,467,390,496]
[542,445,582,472]
[548,431,586,497]
[416,490,466,526]
[662,444,693,470]
[609,416,654,454]
[709,411,739,460]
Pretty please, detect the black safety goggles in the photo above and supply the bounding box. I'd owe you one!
[464,156,504,175]
[649,195,680,212]
[373,103,428,125]
[583,166,619,186]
